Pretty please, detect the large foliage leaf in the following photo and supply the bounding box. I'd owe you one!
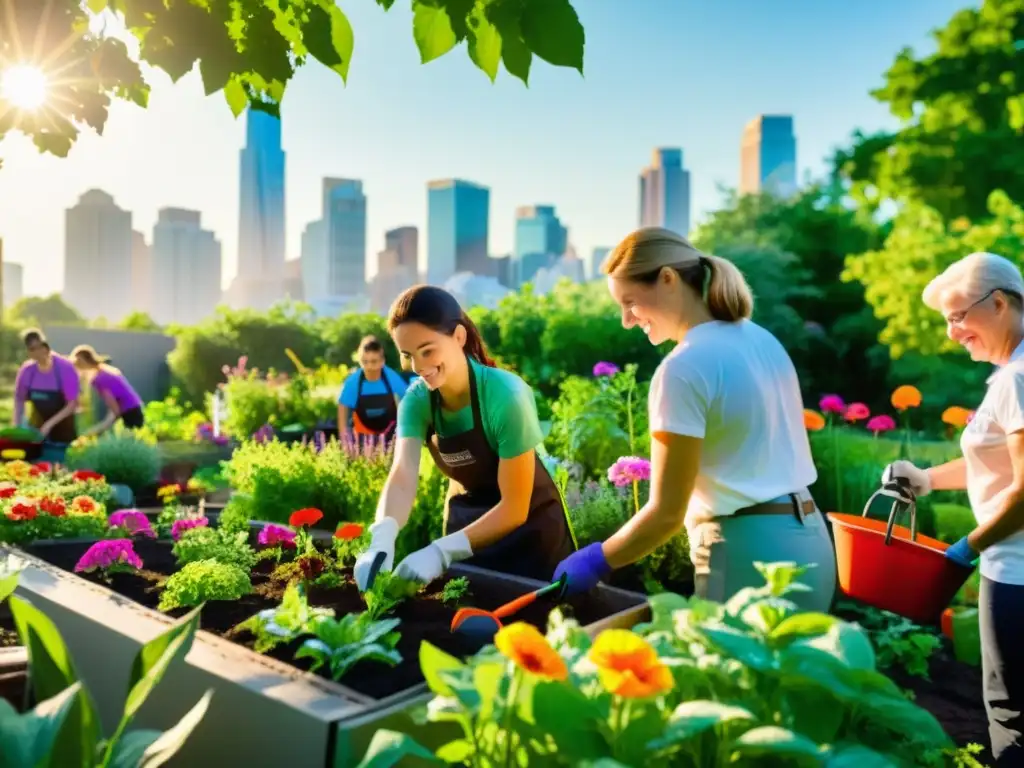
[0,683,81,768]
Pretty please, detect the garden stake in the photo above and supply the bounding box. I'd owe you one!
[451,574,567,643]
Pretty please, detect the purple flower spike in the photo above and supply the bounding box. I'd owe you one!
[108,510,156,539]
[593,361,621,377]
[607,456,652,487]
[171,516,209,541]
[74,539,143,573]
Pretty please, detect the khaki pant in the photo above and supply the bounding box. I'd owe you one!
[690,505,837,613]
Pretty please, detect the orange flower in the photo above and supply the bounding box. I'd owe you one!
[803,410,826,431]
[334,523,365,541]
[942,406,973,429]
[289,508,323,528]
[587,629,673,699]
[891,385,922,411]
[495,622,568,681]
[70,495,97,515]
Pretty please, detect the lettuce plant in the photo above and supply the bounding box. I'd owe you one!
[363,570,420,622]
[159,560,251,611]
[171,526,256,570]
[295,613,402,681]
[234,583,334,653]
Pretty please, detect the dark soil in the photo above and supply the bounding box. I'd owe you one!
[0,602,17,648]
[23,539,639,701]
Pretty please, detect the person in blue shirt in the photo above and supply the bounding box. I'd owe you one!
[337,335,409,437]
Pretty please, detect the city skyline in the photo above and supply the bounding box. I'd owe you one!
[0,0,967,298]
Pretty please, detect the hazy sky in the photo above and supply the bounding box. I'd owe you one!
[0,0,968,297]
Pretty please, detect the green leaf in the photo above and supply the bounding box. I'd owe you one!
[434,739,474,762]
[633,592,688,634]
[10,596,101,768]
[699,625,774,671]
[825,744,899,767]
[375,0,397,9]
[531,681,607,761]
[302,2,355,82]
[419,642,463,697]
[770,613,837,643]
[791,622,875,670]
[0,683,81,768]
[123,606,202,723]
[473,661,504,720]
[519,0,584,73]
[86,0,109,11]
[223,78,248,117]
[648,700,755,749]
[354,730,440,767]
[730,726,823,762]
[466,2,502,82]
[0,569,18,604]
[412,1,458,63]
[106,689,213,768]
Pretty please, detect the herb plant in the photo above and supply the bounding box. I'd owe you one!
[363,570,421,621]
[838,601,942,679]
[158,560,252,611]
[234,583,334,653]
[172,526,257,570]
[440,576,471,607]
[295,613,402,680]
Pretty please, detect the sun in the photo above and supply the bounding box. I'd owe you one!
[1,64,49,111]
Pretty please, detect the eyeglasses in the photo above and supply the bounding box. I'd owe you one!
[945,288,1021,326]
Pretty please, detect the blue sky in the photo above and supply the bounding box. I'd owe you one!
[0,0,969,297]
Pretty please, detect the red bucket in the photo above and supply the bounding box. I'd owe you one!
[828,485,974,625]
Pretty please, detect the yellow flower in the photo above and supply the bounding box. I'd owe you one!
[157,484,180,499]
[587,629,673,699]
[494,622,568,681]
[891,385,922,411]
[1,449,25,460]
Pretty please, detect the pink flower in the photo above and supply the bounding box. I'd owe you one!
[108,510,156,538]
[593,361,621,377]
[866,415,897,434]
[74,540,143,574]
[607,456,651,487]
[819,394,845,414]
[170,516,209,541]
[258,523,297,549]
[844,402,870,422]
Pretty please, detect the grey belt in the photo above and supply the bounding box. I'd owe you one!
[691,492,816,527]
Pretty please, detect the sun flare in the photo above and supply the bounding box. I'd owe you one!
[1,64,49,111]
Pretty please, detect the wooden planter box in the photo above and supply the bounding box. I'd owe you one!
[2,543,648,768]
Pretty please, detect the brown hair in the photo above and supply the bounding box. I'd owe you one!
[358,335,384,355]
[602,227,754,322]
[21,328,48,350]
[71,344,110,367]
[387,285,495,367]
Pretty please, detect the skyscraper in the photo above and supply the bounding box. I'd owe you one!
[151,208,222,326]
[300,219,328,303]
[514,205,568,286]
[383,226,419,273]
[638,148,691,237]
[426,180,490,284]
[237,109,286,281]
[740,115,797,198]
[130,230,152,313]
[323,178,367,296]
[64,189,133,321]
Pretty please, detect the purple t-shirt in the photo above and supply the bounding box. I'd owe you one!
[14,355,80,408]
[92,368,143,412]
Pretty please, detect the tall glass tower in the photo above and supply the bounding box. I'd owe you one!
[426,180,490,284]
[237,109,286,281]
[740,115,797,198]
[638,148,691,237]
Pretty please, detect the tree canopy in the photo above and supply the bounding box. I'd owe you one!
[0,0,585,158]
[5,293,86,328]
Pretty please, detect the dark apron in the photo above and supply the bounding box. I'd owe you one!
[425,361,577,581]
[353,370,397,435]
[26,362,77,445]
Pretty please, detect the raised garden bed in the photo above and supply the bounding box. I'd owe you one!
[4,538,648,766]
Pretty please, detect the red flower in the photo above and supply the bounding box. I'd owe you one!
[0,484,16,499]
[72,470,104,482]
[289,508,323,528]
[28,466,42,477]
[6,502,38,521]
[40,497,66,517]
[334,523,364,541]
[33,462,52,473]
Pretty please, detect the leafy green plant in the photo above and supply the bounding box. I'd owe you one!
[357,561,958,767]
[363,570,421,622]
[295,613,402,681]
[233,583,334,653]
[172,527,256,570]
[1,568,210,768]
[139,391,207,442]
[838,602,942,679]
[66,431,161,493]
[217,494,254,534]
[158,560,251,612]
[440,577,471,607]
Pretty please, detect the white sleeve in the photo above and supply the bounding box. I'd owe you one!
[992,369,1024,435]
[648,359,712,438]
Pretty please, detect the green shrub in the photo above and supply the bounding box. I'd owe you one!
[158,559,251,611]
[66,430,162,492]
[172,526,256,569]
[139,389,207,442]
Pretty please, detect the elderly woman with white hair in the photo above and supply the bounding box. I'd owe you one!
[884,251,1024,764]
[554,227,837,612]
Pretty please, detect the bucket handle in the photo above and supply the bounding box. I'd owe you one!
[862,477,917,545]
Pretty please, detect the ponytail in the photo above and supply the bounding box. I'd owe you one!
[459,312,495,367]
[703,254,754,322]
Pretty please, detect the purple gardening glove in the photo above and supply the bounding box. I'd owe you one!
[554,542,612,596]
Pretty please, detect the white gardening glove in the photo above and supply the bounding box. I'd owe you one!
[881,460,932,497]
[394,531,473,584]
[354,517,399,592]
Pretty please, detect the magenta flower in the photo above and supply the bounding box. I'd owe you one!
[108,510,156,539]
[607,456,652,487]
[258,523,297,549]
[866,415,897,434]
[171,516,209,541]
[74,539,143,574]
[844,402,870,422]
[819,394,845,414]
[593,361,621,377]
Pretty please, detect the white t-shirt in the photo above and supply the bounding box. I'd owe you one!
[961,344,1024,585]
[648,319,817,531]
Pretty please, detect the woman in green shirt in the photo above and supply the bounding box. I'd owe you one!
[354,285,577,589]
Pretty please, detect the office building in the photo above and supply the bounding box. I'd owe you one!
[590,247,611,280]
[323,178,367,296]
[740,115,797,197]
[383,226,418,272]
[151,208,222,326]
[63,189,133,321]
[638,148,691,237]
[514,205,568,286]
[130,231,152,312]
[237,109,286,282]
[300,219,328,303]
[426,179,489,284]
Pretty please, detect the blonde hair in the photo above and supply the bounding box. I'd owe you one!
[71,344,120,374]
[922,251,1024,312]
[602,227,754,322]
